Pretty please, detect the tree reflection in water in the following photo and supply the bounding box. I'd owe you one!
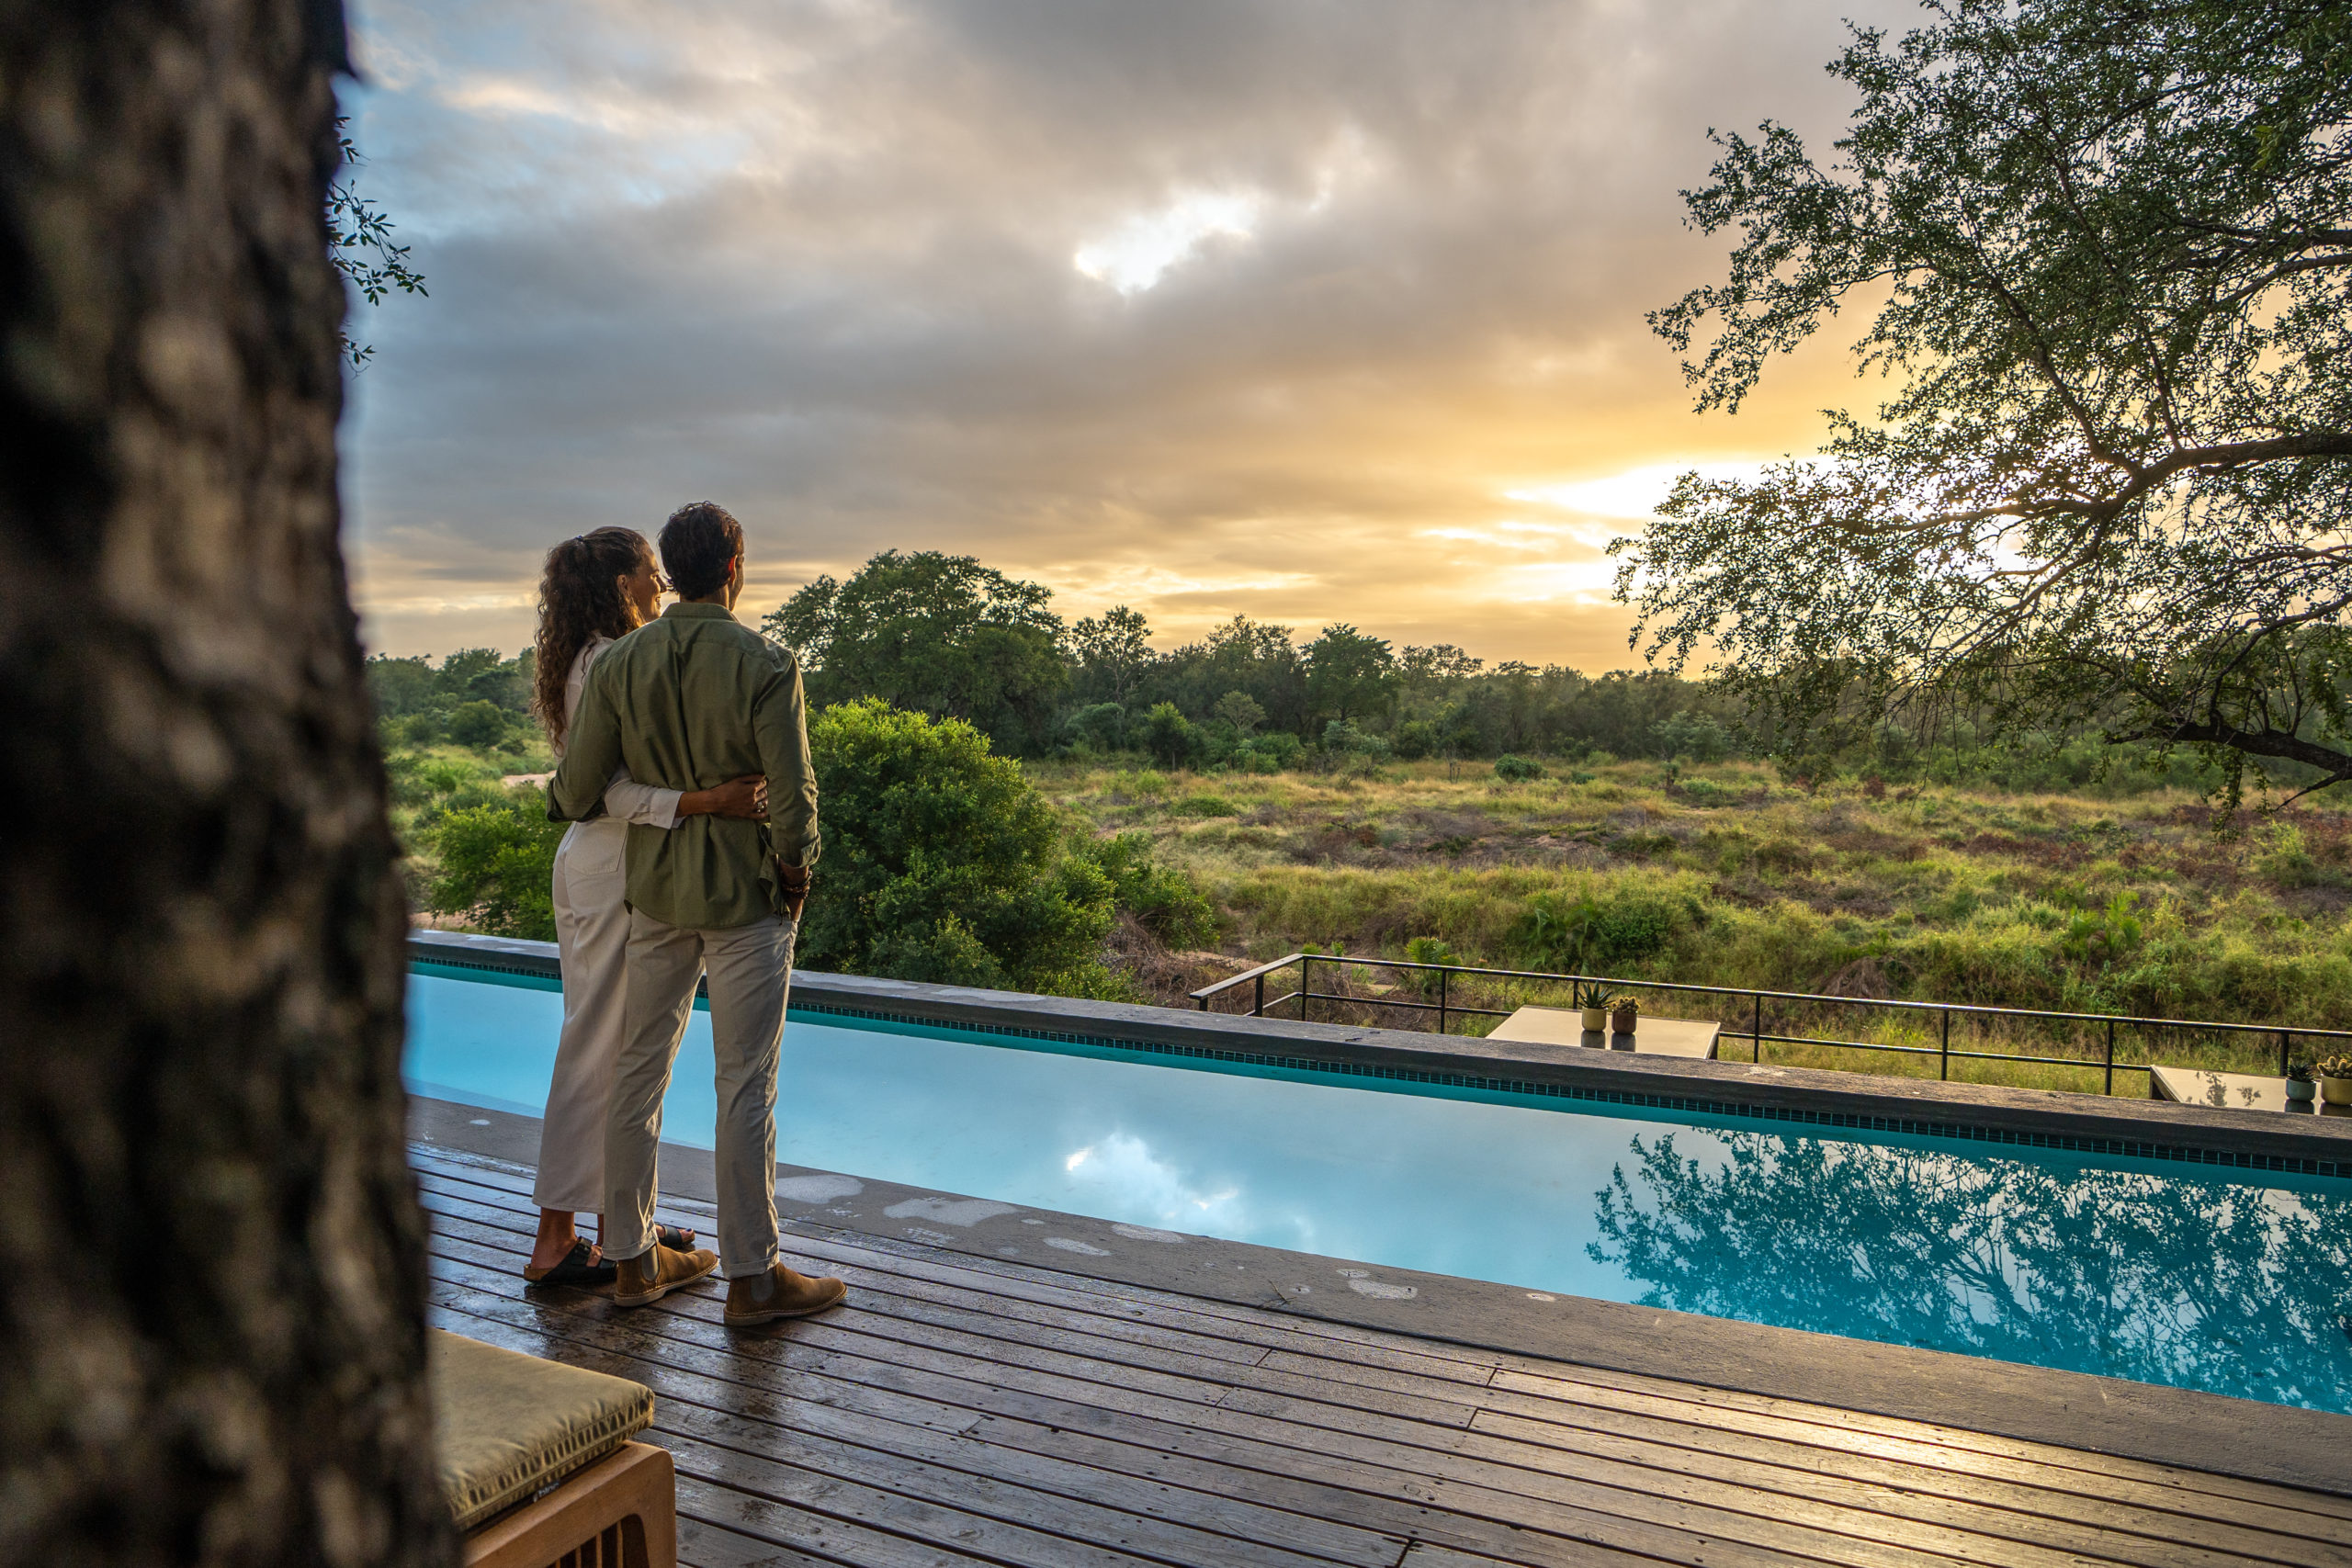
[1589,1131,2352,1410]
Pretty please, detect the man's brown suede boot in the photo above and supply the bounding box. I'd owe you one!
[613,1241,718,1307]
[724,1261,847,1325]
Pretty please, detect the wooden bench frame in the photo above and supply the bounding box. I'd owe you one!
[461,1440,676,1568]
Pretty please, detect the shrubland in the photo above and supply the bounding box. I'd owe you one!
[375,644,2351,1094]
[1035,755,2352,1090]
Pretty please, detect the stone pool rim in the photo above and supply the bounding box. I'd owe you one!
[411,929,2352,1182]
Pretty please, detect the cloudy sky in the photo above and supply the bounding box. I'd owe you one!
[342,0,1905,668]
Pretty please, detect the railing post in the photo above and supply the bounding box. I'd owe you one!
[1939,1009,1951,1081]
[1750,992,1761,1064]
[1253,972,1264,1018]
[1300,956,1311,1021]
[2105,1018,2115,1096]
[2281,1029,2291,1077]
[1438,967,1449,1035]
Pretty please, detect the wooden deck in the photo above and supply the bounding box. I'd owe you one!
[413,1143,2352,1568]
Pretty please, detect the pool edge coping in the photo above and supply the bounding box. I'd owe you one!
[409,1093,2352,1501]
[410,930,2352,1180]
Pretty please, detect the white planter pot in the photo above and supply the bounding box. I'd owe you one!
[2285,1077,2316,1103]
[1579,1008,1606,1032]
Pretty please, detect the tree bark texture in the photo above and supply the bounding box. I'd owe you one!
[0,4,451,1566]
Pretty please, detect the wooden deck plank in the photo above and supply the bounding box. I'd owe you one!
[429,1298,1408,1568]
[413,1157,2350,1533]
[678,1507,841,1568]
[676,1472,1003,1568]
[414,1154,1504,1380]
[1479,1375,2352,1547]
[428,1265,1827,1568]
[1487,1362,2352,1526]
[417,1188,1497,1432]
[1464,1409,2337,1568]
[412,1143,2349,1568]
[426,1236,2275,1568]
[410,1168,1475,1389]
[423,1213,2295,1561]
[424,1259,1618,1567]
[427,1203,2314,1568]
[419,1182,1283,1374]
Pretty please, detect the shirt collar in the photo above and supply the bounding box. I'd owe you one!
[662,602,740,622]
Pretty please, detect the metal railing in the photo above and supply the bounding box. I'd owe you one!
[1190,953,2352,1095]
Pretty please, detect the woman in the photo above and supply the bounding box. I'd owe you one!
[523,526,768,1283]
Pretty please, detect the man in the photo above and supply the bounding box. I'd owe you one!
[550,501,845,1324]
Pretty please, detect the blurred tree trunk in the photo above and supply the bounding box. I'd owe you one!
[0,3,451,1565]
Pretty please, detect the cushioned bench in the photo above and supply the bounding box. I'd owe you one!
[429,1329,675,1568]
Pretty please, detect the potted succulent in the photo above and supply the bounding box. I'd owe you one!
[2316,1053,2352,1107]
[1609,994,1641,1036]
[1577,981,1608,1034]
[2285,1058,2317,1104]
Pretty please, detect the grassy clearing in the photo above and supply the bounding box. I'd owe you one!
[1035,756,2352,1090]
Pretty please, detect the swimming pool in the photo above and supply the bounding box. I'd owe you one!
[405,963,2352,1413]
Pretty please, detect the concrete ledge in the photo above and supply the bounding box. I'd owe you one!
[411,930,2352,1177]
[411,1094,2352,1499]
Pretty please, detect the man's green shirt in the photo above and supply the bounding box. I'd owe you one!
[550,602,820,929]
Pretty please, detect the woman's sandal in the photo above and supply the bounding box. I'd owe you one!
[522,1237,618,1287]
[656,1224,697,1250]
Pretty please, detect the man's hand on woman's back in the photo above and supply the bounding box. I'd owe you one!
[681,774,768,819]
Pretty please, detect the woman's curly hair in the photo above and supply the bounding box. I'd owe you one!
[532,526,656,747]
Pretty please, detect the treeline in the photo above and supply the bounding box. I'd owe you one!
[361,548,2240,796]
[762,549,1739,766]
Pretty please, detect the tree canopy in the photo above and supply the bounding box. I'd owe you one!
[1625,0,2352,800]
[764,550,1069,754]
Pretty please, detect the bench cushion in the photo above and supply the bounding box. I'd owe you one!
[428,1329,654,1530]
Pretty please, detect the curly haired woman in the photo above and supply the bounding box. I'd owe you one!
[522,526,768,1284]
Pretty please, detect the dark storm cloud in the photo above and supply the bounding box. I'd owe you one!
[345,0,1909,661]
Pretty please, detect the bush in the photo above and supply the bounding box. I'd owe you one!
[1139,702,1201,767]
[1651,709,1733,762]
[447,699,511,749]
[1392,718,1440,760]
[1322,718,1391,760]
[1064,702,1127,753]
[1515,887,1690,973]
[424,788,565,939]
[1089,831,1220,947]
[1170,794,1238,818]
[1494,753,1545,782]
[1403,934,1456,996]
[804,699,1117,994]
[1234,730,1304,773]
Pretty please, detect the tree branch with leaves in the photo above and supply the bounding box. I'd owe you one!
[1620,0,2352,804]
[328,118,425,367]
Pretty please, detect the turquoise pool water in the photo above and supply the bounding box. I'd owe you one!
[406,964,2352,1412]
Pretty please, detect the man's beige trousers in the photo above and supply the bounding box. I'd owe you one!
[604,908,796,1277]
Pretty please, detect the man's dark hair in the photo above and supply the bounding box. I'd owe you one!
[659,502,746,600]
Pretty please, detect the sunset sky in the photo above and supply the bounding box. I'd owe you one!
[342,0,1909,670]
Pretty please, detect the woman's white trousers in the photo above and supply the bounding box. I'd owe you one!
[532,817,631,1214]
